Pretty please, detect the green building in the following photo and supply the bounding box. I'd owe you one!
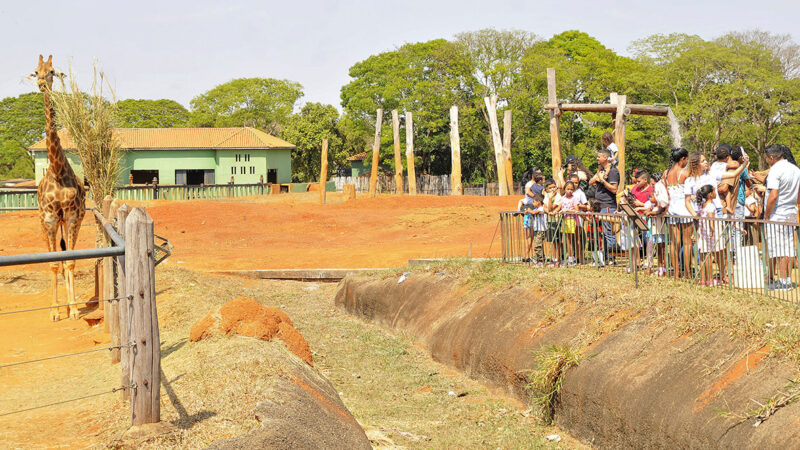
[346,151,369,177]
[30,127,295,186]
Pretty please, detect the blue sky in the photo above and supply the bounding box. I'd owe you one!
[1,0,797,109]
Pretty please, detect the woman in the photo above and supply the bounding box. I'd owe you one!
[684,152,749,283]
[665,148,693,278]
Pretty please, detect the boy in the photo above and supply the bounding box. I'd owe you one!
[601,132,618,167]
[528,194,547,265]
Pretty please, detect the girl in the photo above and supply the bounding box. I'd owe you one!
[665,148,693,278]
[543,179,563,266]
[645,173,668,276]
[560,181,587,266]
[696,185,718,286]
[684,152,749,283]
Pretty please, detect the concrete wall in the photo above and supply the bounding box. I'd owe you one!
[34,147,293,185]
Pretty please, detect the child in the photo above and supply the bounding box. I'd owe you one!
[744,186,760,246]
[585,198,605,267]
[529,194,547,265]
[601,131,619,167]
[696,185,719,286]
[617,192,642,272]
[560,181,587,266]
[517,194,535,262]
[543,179,563,266]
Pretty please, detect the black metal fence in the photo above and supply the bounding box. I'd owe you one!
[500,210,800,305]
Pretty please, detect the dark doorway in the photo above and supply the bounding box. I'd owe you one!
[130,170,159,184]
[176,169,214,185]
[185,170,205,185]
[267,169,278,184]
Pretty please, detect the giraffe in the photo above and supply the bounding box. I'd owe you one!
[34,55,86,321]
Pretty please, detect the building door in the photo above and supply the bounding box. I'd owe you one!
[267,169,277,184]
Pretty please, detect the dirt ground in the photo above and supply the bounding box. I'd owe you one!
[0,192,543,448]
[0,192,517,272]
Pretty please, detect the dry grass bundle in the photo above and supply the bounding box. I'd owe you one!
[50,62,122,204]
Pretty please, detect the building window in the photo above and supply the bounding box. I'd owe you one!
[231,167,235,175]
[235,154,240,162]
[245,154,250,162]
[250,166,255,174]
[240,166,245,174]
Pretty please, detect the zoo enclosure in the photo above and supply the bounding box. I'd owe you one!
[0,203,167,426]
[499,211,800,306]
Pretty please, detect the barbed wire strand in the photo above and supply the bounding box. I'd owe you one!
[0,295,133,317]
[0,385,127,417]
[0,345,125,370]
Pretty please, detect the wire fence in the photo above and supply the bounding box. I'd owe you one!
[499,210,800,305]
[0,203,164,426]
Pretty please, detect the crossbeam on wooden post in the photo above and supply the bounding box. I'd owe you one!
[543,103,669,116]
[450,106,462,196]
[392,110,403,195]
[126,207,160,425]
[405,111,417,195]
[319,138,329,205]
[546,68,562,179]
[484,95,508,196]
[368,109,383,198]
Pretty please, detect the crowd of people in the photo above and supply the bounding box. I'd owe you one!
[517,135,800,291]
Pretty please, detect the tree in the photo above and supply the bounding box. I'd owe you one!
[0,92,46,179]
[117,99,190,128]
[280,103,342,182]
[190,78,303,135]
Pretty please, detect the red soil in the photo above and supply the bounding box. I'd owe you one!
[190,297,313,365]
[0,192,517,272]
[693,345,771,411]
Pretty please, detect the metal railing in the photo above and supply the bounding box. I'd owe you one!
[500,210,800,305]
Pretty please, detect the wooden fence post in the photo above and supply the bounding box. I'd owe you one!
[405,111,417,195]
[547,68,562,181]
[450,106,463,196]
[484,95,508,195]
[101,196,112,322]
[503,109,514,195]
[116,204,131,400]
[105,197,122,364]
[320,138,329,205]
[125,207,160,425]
[368,109,383,198]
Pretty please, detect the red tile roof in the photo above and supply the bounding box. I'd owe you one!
[30,127,295,151]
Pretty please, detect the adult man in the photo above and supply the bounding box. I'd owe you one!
[589,148,619,264]
[762,145,800,291]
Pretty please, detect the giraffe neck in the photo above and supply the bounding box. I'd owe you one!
[43,89,67,178]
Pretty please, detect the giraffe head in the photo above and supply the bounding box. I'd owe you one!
[33,55,57,92]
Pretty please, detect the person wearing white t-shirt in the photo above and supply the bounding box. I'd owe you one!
[763,145,800,291]
[601,132,618,166]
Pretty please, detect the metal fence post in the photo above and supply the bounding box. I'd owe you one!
[125,207,161,425]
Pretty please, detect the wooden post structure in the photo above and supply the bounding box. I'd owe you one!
[449,106,463,196]
[546,68,562,180]
[116,204,131,400]
[319,138,329,205]
[368,108,383,198]
[405,111,417,195]
[104,197,122,364]
[502,109,514,194]
[484,95,508,196]
[125,207,160,425]
[101,196,112,324]
[391,110,403,194]
[613,93,627,204]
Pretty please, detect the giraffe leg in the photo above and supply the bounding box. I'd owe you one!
[64,216,82,320]
[40,215,61,321]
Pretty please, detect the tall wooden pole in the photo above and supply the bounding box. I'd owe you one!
[115,204,131,401]
[391,110,403,194]
[484,95,508,196]
[405,111,417,195]
[319,138,329,204]
[613,93,628,204]
[547,68,562,180]
[126,207,160,425]
[502,109,514,194]
[449,105,463,196]
[368,108,383,197]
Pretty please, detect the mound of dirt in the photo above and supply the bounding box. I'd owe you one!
[189,297,313,365]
